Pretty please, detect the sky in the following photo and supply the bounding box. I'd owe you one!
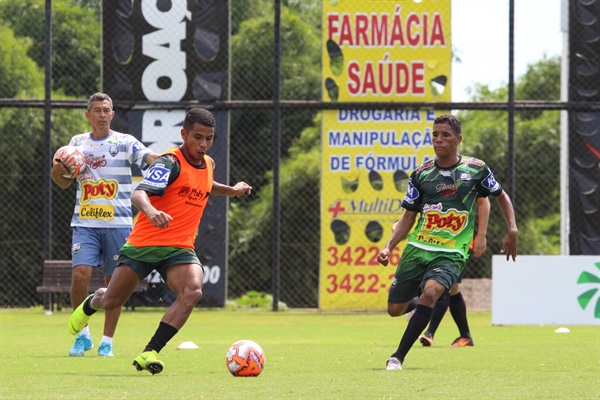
[450,0,563,101]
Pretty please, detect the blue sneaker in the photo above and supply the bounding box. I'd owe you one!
[98,342,114,357]
[69,334,93,357]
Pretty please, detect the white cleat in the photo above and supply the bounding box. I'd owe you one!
[386,357,402,370]
[405,309,415,322]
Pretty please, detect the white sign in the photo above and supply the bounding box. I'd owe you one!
[492,255,600,325]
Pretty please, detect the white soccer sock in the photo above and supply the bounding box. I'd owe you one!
[81,326,91,338]
[100,336,113,345]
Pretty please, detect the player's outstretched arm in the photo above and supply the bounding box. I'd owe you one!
[377,210,417,267]
[212,181,252,197]
[495,191,518,261]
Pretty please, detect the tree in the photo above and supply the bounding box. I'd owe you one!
[0,24,43,98]
[0,0,101,97]
[458,55,561,276]
[229,1,321,196]
[228,115,322,307]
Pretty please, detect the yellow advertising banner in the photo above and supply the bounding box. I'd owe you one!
[319,0,451,309]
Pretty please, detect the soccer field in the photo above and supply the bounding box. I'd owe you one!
[1,308,598,399]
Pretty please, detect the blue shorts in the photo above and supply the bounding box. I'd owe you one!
[71,226,131,276]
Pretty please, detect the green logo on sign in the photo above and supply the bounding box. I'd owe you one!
[577,262,600,319]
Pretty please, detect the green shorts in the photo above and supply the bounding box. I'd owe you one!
[117,244,201,282]
[387,245,466,304]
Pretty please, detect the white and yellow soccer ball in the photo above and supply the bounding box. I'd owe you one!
[226,339,266,377]
[53,145,86,178]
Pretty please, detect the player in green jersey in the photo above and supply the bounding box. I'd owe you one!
[418,195,490,347]
[377,114,518,371]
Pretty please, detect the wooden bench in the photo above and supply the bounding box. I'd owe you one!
[37,260,149,312]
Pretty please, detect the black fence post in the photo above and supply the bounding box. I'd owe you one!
[271,0,281,311]
[43,0,53,260]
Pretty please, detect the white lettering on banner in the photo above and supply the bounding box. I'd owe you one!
[142,110,186,154]
[141,2,192,101]
[203,266,221,285]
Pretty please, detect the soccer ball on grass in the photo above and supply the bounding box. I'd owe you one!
[226,339,266,377]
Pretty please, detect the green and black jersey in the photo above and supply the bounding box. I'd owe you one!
[402,155,502,258]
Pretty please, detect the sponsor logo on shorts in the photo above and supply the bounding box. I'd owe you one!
[72,243,81,254]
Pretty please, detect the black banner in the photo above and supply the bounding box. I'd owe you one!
[568,0,600,255]
[102,0,230,305]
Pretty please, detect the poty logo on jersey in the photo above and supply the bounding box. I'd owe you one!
[482,171,500,192]
[403,181,420,204]
[143,165,170,187]
[423,209,468,235]
[80,179,118,203]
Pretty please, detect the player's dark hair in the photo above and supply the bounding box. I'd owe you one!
[184,108,216,131]
[87,92,113,111]
[434,114,462,136]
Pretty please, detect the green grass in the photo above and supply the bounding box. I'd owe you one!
[1,308,598,399]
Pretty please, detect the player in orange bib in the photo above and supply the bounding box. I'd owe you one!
[68,108,252,374]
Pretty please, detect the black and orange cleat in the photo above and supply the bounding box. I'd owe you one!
[451,335,474,347]
[419,332,434,347]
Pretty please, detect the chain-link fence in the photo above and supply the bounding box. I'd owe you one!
[1,0,598,309]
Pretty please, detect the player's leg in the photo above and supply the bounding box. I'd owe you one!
[385,246,431,370]
[421,277,462,346]
[387,249,464,370]
[420,295,450,346]
[388,279,445,370]
[96,227,130,356]
[68,227,101,356]
[69,263,140,337]
[133,249,203,374]
[449,283,474,346]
